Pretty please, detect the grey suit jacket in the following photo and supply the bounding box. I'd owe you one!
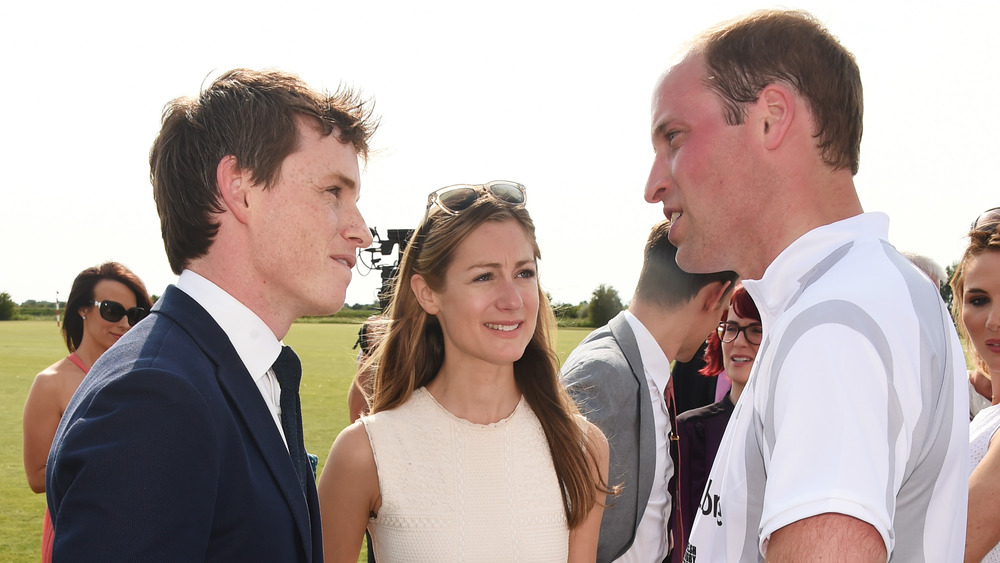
[561,311,657,563]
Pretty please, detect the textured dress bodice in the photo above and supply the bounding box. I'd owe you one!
[971,403,1000,562]
[362,387,569,562]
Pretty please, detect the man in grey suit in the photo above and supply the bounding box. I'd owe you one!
[561,221,736,563]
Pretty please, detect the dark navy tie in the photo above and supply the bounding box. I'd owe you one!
[273,346,309,496]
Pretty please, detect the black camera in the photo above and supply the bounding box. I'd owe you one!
[355,228,414,353]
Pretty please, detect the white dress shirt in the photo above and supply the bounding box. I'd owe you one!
[617,311,674,563]
[176,270,288,447]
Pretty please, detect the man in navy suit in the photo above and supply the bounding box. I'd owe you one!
[45,69,376,561]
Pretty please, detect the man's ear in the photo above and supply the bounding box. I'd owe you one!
[216,155,251,225]
[758,84,795,151]
[410,274,440,315]
[698,280,734,313]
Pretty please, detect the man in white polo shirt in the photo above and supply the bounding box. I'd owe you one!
[644,9,968,562]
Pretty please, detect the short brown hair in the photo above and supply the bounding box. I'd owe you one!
[694,9,863,174]
[149,68,378,274]
[633,220,738,307]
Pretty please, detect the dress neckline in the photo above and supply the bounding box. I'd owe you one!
[416,387,525,429]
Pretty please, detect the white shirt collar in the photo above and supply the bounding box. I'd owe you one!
[624,310,672,392]
[176,270,283,380]
[743,212,888,324]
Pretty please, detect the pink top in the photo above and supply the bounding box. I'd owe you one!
[66,352,89,374]
[714,371,732,402]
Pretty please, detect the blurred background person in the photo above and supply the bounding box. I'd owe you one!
[675,283,760,554]
[319,181,609,562]
[348,314,384,423]
[902,250,947,289]
[670,341,725,415]
[954,209,1000,562]
[21,262,151,563]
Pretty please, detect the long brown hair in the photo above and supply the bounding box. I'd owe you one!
[366,194,604,527]
[63,262,152,352]
[950,223,1000,377]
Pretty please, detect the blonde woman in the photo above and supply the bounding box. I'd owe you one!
[956,209,1000,562]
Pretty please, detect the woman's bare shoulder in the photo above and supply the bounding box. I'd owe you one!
[33,357,84,387]
[329,420,377,471]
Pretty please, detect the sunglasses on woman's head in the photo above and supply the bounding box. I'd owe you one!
[92,300,149,326]
[426,181,526,216]
[972,207,1000,231]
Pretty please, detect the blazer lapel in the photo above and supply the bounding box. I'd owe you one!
[154,286,314,556]
[608,312,658,537]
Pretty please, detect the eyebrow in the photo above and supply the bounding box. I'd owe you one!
[652,116,682,143]
[329,172,357,191]
[467,259,536,271]
[652,120,670,138]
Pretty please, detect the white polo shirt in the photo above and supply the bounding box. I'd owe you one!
[685,213,968,562]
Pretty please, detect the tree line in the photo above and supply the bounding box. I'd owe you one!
[0,285,630,327]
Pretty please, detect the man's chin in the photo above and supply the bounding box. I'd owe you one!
[674,244,711,274]
[308,295,346,318]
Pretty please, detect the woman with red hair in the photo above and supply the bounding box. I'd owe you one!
[675,283,761,553]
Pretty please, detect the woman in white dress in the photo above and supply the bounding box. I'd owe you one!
[319,181,609,563]
[955,207,1000,562]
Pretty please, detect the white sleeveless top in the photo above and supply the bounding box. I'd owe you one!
[971,403,1000,562]
[362,387,569,562]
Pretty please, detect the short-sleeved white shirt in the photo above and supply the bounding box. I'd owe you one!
[684,213,968,562]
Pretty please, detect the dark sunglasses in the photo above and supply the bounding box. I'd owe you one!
[972,207,1000,231]
[426,181,526,216]
[717,321,763,346]
[92,300,149,326]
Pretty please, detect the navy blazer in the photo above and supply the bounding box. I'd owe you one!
[46,285,322,562]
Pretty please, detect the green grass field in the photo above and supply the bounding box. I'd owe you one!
[0,320,592,561]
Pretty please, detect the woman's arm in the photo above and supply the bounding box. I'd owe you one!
[967,430,1000,562]
[22,371,64,493]
[318,421,381,563]
[568,421,609,563]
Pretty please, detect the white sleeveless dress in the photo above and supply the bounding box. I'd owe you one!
[970,403,1000,562]
[362,387,570,562]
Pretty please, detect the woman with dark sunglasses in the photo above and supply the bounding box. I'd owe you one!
[319,182,610,562]
[22,261,151,563]
[954,213,1000,562]
[675,283,761,555]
